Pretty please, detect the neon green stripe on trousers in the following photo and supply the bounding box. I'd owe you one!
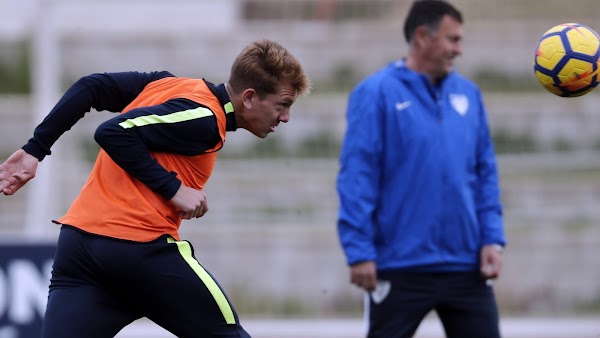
[167,238,236,324]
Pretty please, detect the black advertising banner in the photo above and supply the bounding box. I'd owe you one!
[0,243,56,338]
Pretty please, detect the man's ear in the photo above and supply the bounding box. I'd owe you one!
[241,88,255,109]
[413,26,431,48]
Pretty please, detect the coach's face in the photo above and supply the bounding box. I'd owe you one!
[238,82,297,138]
[423,15,463,81]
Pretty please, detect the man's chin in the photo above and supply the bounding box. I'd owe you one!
[253,131,269,139]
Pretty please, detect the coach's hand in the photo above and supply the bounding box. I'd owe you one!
[170,184,208,219]
[0,149,39,196]
[480,244,503,279]
[350,261,377,291]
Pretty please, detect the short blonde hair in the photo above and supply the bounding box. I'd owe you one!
[228,39,311,98]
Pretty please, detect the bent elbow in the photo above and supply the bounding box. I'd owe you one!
[94,121,110,148]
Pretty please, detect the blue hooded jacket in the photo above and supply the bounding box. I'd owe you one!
[336,60,505,272]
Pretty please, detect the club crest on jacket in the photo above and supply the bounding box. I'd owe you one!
[450,93,469,116]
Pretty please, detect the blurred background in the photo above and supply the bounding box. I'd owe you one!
[1,0,600,337]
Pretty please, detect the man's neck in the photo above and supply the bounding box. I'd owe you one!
[405,55,439,84]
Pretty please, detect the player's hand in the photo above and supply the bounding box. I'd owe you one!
[0,149,39,196]
[350,261,377,291]
[170,184,208,219]
[480,244,503,279]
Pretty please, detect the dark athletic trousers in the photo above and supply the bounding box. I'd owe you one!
[366,270,501,338]
[42,225,250,338]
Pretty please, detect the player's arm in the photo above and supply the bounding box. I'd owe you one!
[22,71,174,162]
[0,71,174,195]
[93,98,221,206]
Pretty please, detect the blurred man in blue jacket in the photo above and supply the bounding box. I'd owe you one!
[336,1,505,337]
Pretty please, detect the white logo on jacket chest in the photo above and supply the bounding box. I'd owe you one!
[395,101,411,111]
[450,94,469,116]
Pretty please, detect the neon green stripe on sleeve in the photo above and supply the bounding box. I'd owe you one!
[118,107,214,129]
[167,237,236,324]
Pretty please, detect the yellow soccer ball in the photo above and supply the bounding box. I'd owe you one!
[534,23,600,97]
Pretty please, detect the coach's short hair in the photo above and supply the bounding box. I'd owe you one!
[403,0,463,43]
